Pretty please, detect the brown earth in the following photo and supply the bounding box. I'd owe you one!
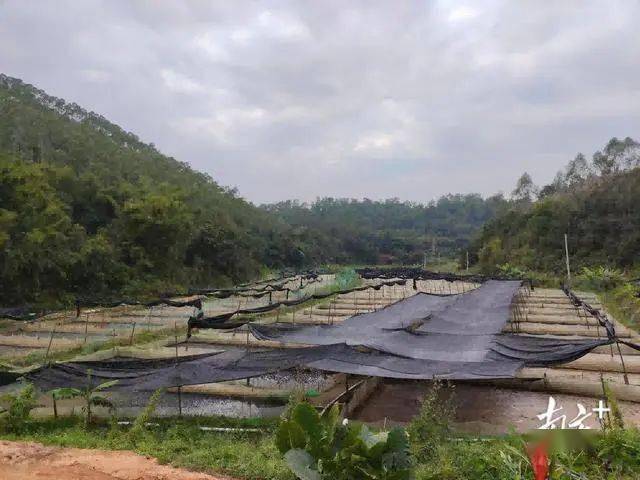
[0,440,233,480]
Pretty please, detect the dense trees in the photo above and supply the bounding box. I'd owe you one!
[0,75,503,306]
[265,195,507,265]
[472,137,640,274]
[0,75,303,305]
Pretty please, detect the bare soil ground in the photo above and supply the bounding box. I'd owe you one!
[0,440,232,480]
[354,380,640,434]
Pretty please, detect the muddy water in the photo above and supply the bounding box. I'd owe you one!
[5,369,332,419]
[354,380,640,434]
[114,392,286,418]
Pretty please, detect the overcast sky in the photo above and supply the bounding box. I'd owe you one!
[2,1,639,204]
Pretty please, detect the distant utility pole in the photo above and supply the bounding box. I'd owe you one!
[564,233,571,287]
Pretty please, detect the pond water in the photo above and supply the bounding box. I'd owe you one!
[114,392,286,418]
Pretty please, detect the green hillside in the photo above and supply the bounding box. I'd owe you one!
[471,137,640,274]
[0,74,506,306]
[265,195,507,265]
[0,74,313,305]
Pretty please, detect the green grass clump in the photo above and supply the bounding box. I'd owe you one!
[2,411,640,480]
[0,415,291,480]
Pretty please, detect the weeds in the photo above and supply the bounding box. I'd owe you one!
[128,387,163,444]
[0,382,37,433]
[407,380,455,462]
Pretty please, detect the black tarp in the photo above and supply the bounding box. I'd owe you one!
[250,281,522,361]
[23,279,618,391]
[187,279,409,334]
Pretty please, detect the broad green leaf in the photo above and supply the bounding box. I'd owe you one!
[49,387,82,399]
[89,395,114,409]
[284,449,321,480]
[292,402,322,443]
[276,420,307,453]
[359,424,388,449]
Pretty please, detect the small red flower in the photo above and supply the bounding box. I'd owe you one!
[527,441,549,480]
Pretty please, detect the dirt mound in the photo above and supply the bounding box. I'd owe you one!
[0,440,231,480]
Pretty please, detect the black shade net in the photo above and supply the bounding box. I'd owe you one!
[23,280,626,391]
[186,279,409,335]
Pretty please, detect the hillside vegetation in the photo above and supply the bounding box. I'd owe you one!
[0,74,311,305]
[472,137,640,275]
[265,195,507,265]
[0,74,500,307]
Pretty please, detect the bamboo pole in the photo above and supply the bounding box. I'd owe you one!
[129,322,136,345]
[44,327,55,362]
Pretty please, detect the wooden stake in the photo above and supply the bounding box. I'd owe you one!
[84,313,90,344]
[616,341,630,385]
[130,322,136,345]
[174,322,179,359]
[564,233,571,287]
[45,328,55,363]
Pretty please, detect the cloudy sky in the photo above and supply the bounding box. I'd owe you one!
[2,1,639,203]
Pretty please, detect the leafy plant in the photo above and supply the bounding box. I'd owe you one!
[0,382,38,433]
[128,388,164,444]
[407,381,455,462]
[48,370,118,426]
[276,401,413,480]
[577,266,624,291]
[497,263,528,280]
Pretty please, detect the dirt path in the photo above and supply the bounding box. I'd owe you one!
[0,440,232,480]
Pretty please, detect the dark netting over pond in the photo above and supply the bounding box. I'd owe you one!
[23,280,621,391]
[0,272,321,320]
[186,278,409,334]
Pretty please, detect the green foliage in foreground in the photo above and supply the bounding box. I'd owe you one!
[276,402,412,480]
[0,415,292,480]
[0,383,37,433]
[407,382,640,480]
[0,410,639,480]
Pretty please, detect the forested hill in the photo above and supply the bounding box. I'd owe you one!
[0,74,312,305]
[471,137,640,275]
[0,74,503,306]
[265,195,507,265]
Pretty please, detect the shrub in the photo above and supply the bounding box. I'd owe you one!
[496,263,527,280]
[407,381,455,462]
[333,268,360,290]
[276,401,413,480]
[0,383,37,433]
[577,266,624,291]
[128,388,164,444]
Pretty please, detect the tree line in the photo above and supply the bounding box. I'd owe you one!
[264,195,507,266]
[471,137,640,274]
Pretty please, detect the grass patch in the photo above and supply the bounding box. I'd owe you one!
[3,411,640,480]
[0,415,292,480]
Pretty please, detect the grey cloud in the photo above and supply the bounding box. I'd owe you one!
[1,0,639,203]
